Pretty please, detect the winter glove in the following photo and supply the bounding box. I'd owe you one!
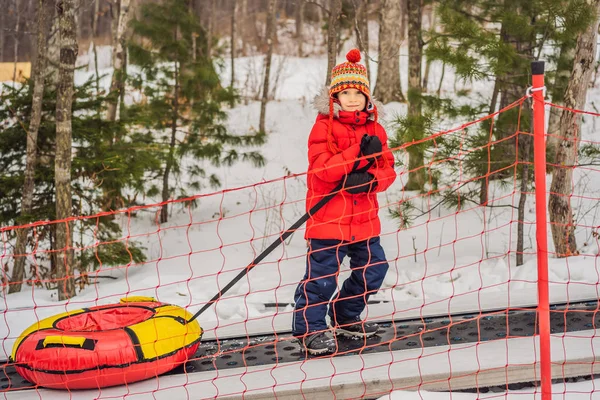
[343,172,377,194]
[360,134,382,157]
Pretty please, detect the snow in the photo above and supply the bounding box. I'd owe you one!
[1,43,600,399]
[76,44,114,72]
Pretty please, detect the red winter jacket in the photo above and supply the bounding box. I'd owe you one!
[305,101,396,242]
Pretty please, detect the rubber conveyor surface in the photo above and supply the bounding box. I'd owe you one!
[2,301,599,391]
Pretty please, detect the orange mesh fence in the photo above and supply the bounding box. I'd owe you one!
[0,77,599,399]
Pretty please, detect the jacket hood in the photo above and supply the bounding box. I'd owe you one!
[312,87,384,120]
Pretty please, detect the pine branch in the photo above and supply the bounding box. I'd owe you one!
[410,179,518,220]
[450,7,493,24]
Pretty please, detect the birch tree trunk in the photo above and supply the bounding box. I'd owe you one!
[110,0,119,66]
[259,0,277,133]
[106,0,132,122]
[404,0,425,191]
[47,5,61,85]
[55,0,78,300]
[325,0,342,86]
[549,0,600,257]
[373,0,405,103]
[10,0,48,294]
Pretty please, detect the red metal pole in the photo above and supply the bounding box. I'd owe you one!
[531,60,552,399]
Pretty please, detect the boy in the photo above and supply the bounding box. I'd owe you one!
[292,49,397,355]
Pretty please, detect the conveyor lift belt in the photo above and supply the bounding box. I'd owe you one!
[1,300,598,391]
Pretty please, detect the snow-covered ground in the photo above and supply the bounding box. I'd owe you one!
[1,44,600,399]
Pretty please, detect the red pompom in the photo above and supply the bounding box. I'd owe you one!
[346,49,361,63]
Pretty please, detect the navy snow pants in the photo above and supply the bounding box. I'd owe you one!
[292,237,389,336]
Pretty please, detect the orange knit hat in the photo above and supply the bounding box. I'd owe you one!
[329,49,370,99]
[325,49,376,154]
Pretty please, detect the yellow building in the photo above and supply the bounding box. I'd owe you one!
[0,62,32,82]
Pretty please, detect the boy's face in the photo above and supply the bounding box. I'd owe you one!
[337,89,367,112]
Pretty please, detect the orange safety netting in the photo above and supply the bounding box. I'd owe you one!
[1,84,599,399]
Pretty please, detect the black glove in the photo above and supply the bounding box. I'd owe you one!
[360,134,382,157]
[343,172,377,194]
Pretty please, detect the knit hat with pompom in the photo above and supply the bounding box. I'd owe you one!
[329,49,370,99]
[324,49,376,154]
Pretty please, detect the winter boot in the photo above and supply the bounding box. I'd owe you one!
[331,317,380,338]
[298,331,337,355]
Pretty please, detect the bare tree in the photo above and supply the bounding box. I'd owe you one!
[106,0,133,122]
[373,0,405,103]
[55,0,78,300]
[0,0,5,62]
[10,0,48,294]
[547,43,576,157]
[296,0,305,57]
[259,0,277,133]
[549,0,600,257]
[325,0,342,86]
[240,0,248,55]
[352,0,369,82]
[90,0,101,93]
[47,6,61,85]
[315,0,324,24]
[400,0,408,41]
[161,26,181,224]
[110,0,119,65]
[207,0,216,57]
[516,119,532,266]
[496,18,533,167]
[403,0,425,191]
[421,6,435,91]
[189,0,197,60]
[231,0,237,88]
[77,0,85,38]
[407,0,422,110]
[12,0,22,81]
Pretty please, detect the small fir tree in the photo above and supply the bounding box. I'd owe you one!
[390,0,593,265]
[128,0,265,224]
[426,0,592,190]
[0,77,147,292]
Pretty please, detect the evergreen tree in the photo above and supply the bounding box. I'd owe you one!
[407,1,592,199]
[390,0,593,264]
[0,78,147,293]
[550,0,600,257]
[129,0,265,224]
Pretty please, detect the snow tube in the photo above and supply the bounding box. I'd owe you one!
[10,297,202,389]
